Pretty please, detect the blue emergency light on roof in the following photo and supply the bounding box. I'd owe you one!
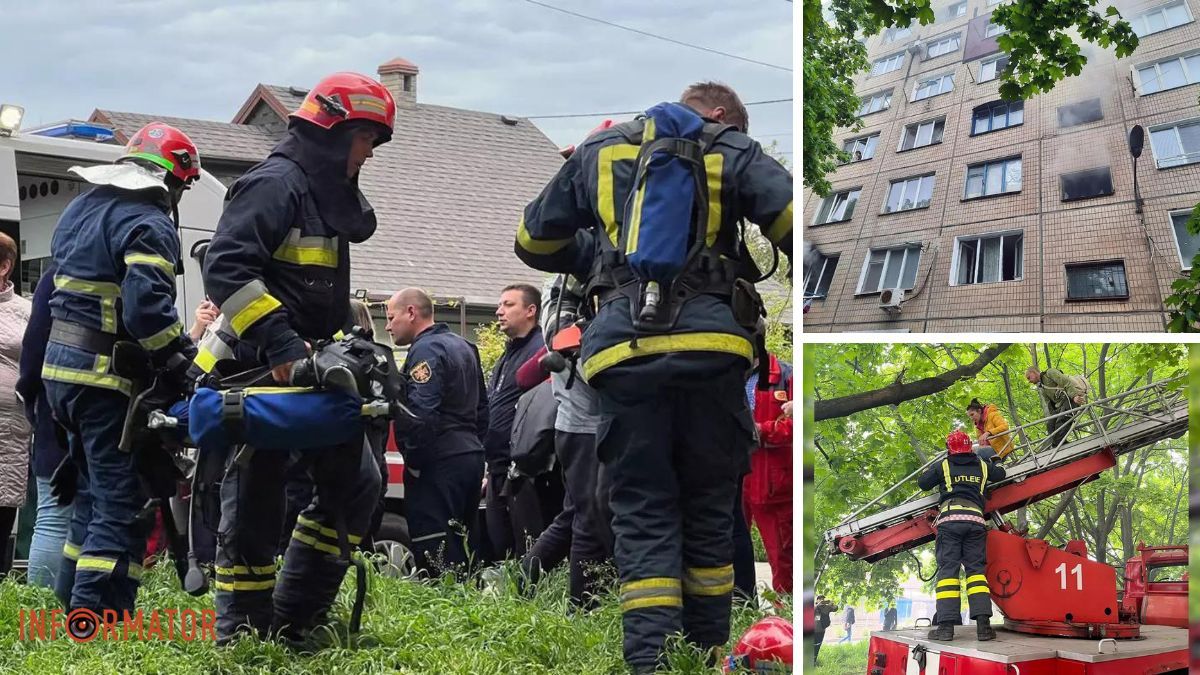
[30,121,116,142]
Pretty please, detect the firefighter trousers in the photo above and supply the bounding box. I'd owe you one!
[933,520,992,624]
[596,365,755,669]
[45,370,148,617]
[213,434,381,641]
[405,451,484,576]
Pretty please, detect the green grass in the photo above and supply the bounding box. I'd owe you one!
[0,557,792,674]
[810,639,868,675]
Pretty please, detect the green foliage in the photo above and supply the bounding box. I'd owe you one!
[811,639,870,675]
[474,321,508,382]
[809,343,1187,606]
[0,559,791,674]
[1163,202,1200,331]
[803,0,1140,197]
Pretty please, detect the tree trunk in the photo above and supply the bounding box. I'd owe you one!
[1001,363,1033,453]
[815,344,1011,420]
[1098,344,1110,400]
[1035,487,1079,539]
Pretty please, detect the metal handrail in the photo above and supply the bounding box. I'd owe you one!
[834,375,1184,528]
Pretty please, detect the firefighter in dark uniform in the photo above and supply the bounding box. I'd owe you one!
[514,82,792,672]
[917,430,1006,642]
[384,288,488,576]
[43,122,201,618]
[198,72,395,644]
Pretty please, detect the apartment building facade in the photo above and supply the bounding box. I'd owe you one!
[803,0,1200,332]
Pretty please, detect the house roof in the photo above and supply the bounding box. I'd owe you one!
[89,109,279,162]
[89,90,563,306]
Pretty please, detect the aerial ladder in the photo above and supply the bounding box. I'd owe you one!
[821,375,1189,674]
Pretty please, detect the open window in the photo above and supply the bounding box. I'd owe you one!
[1060,167,1114,201]
[952,231,1023,285]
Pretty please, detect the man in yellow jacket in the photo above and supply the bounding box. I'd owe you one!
[966,399,1013,461]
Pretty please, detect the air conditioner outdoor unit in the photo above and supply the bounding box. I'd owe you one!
[879,288,905,312]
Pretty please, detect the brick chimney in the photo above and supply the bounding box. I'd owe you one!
[378,58,419,109]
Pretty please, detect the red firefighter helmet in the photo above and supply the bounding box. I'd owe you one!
[723,616,792,673]
[290,72,396,144]
[119,122,201,184]
[946,429,973,455]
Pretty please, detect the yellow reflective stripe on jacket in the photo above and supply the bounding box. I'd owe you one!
[76,556,142,580]
[138,321,182,351]
[944,504,982,513]
[272,227,338,268]
[582,332,753,380]
[42,363,132,396]
[517,217,572,255]
[62,541,82,561]
[291,530,341,556]
[224,280,283,337]
[765,201,793,245]
[936,578,960,588]
[935,590,960,599]
[124,253,175,275]
[214,579,276,592]
[54,274,121,333]
[683,565,735,596]
[981,457,989,494]
[704,153,724,246]
[624,180,648,256]
[597,143,640,246]
[215,564,277,576]
[193,347,218,373]
[296,515,363,545]
[620,577,683,612]
[941,459,952,492]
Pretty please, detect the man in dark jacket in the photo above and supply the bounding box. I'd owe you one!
[917,430,1007,642]
[483,283,545,560]
[198,72,395,644]
[385,288,488,577]
[813,595,838,666]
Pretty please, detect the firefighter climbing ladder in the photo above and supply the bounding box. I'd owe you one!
[823,375,1187,564]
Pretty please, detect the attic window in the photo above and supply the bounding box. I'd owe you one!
[1060,167,1114,201]
[403,75,413,92]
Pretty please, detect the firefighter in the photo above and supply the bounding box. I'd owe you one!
[42,122,201,619]
[384,288,489,577]
[917,430,1007,642]
[514,81,792,672]
[198,72,395,644]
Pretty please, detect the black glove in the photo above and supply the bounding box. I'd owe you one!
[50,455,79,506]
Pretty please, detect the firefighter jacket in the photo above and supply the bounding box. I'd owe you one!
[397,323,490,470]
[744,354,792,506]
[200,124,377,369]
[513,114,793,382]
[917,453,1007,514]
[44,185,194,394]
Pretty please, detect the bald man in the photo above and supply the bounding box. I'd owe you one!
[386,288,489,576]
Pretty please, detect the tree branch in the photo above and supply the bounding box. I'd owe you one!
[815,344,1011,420]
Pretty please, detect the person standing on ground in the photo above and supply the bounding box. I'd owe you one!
[813,595,838,666]
[0,233,31,576]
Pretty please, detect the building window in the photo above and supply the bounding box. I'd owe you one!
[1170,210,1200,269]
[953,232,1024,285]
[987,0,1004,5]
[883,175,935,213]
[1065,261,1128,300]
[1131,0,1192,37]
[965,157,1022,199]
[884,26,913,43]
[946,1,967,19]
[804,252,840,299]
[1137,53,1200,94]
[858,245,923,294]
[899,117,945,151]
[1149,119,1200,168]
[843,133,880,162]
[1060,167,1114,201]
[971,100,1024,135]
[872,53,905,76]
[1057,98,1103,127]
[858,90,893,115]
[814,188,861,224]
[913,73,955,101]
[979,55,1009,82]
[927,35,961,59]
[985,21,1006,37]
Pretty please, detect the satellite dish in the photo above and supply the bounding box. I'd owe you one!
[1129,125,1145,159]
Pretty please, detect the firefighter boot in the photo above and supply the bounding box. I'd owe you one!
[976,618,996,641]
[927,623,954,641]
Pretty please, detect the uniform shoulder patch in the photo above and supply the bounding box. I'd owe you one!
[774,390,789,401]
[409,360,432,384]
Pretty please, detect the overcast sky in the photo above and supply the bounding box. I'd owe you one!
[1,0,794,155]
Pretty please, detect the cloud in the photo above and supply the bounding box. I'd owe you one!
[0,0,793,147]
